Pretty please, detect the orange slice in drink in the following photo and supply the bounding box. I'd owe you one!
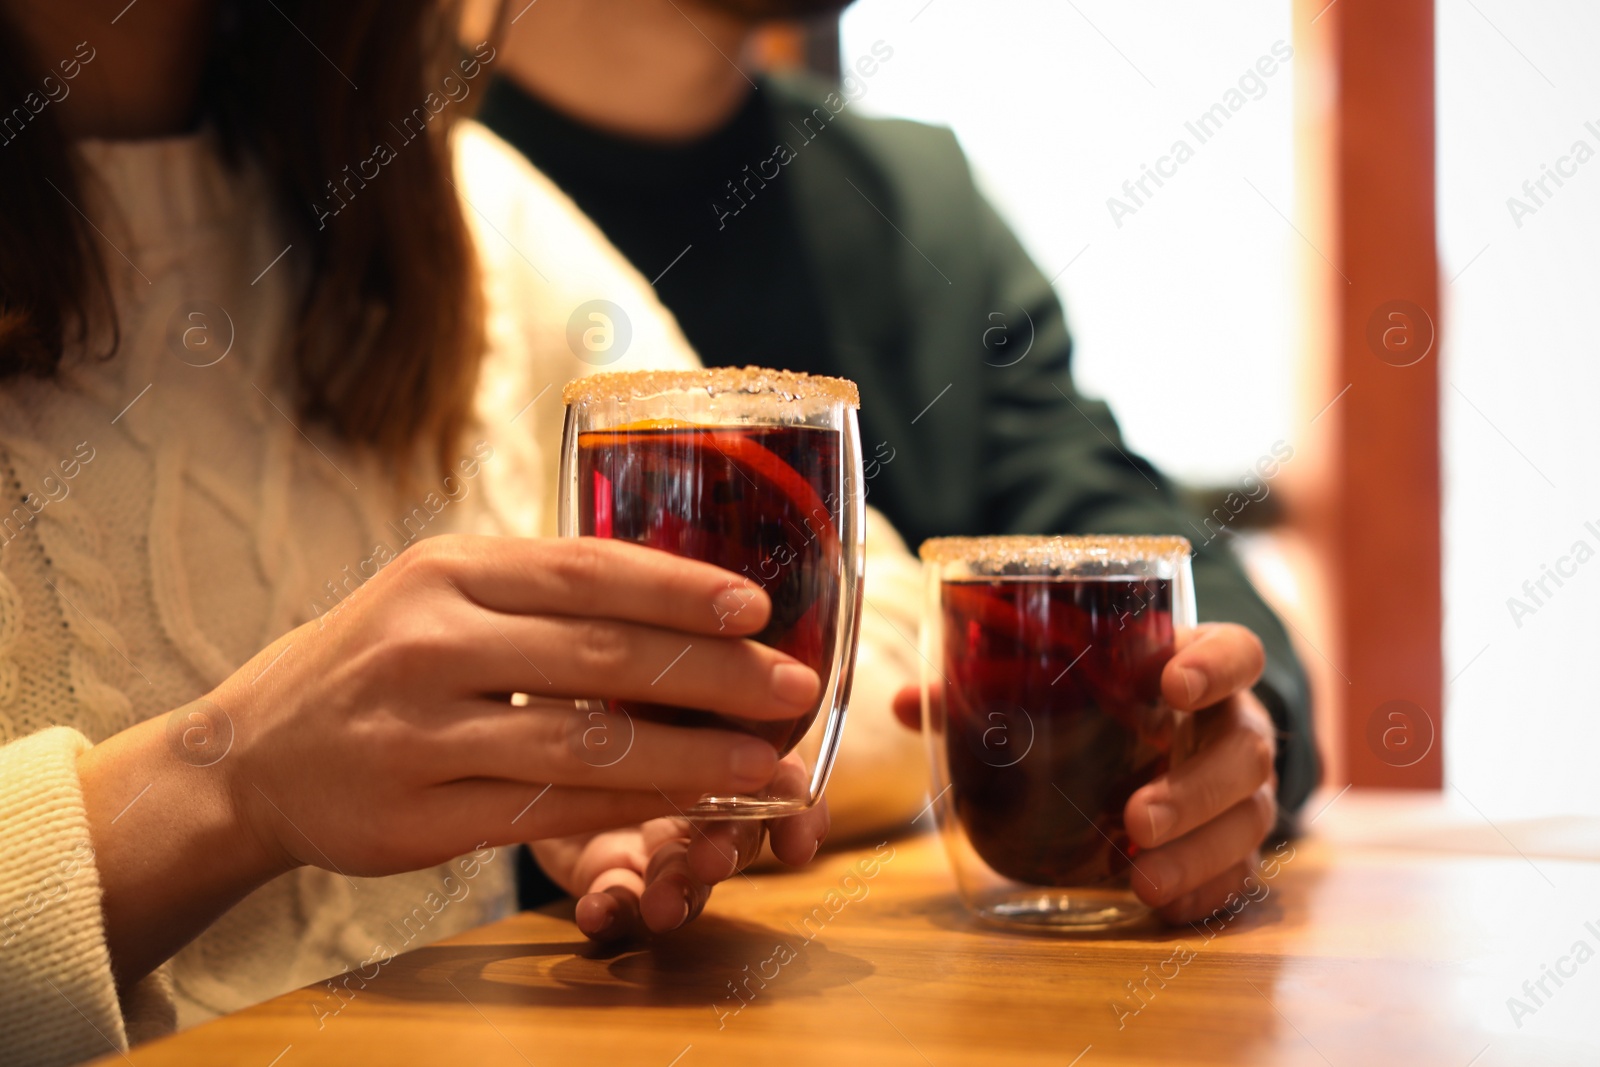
[579,421,838,543]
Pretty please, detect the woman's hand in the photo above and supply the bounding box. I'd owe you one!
[223,535,821,876]
[79,535,821,987]
[531,765,828,941]
[888,621,1277,928]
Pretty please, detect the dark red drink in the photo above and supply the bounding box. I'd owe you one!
[576,423,841,755]
[941,576,1178,887]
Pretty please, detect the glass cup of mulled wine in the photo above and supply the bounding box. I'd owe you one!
[558,367,865,817]
[918,535,1196,931]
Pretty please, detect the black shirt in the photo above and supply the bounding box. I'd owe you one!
[479,77,839,382]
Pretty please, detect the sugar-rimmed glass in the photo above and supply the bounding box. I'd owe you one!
[559,367,865,818]
[919,535,1196,931]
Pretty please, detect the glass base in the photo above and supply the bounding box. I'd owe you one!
[970,886,1152,933]
[682,794,814,820]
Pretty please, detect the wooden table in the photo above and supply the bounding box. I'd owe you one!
[103,791,1600,1066]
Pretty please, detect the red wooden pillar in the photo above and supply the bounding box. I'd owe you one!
[1294,0,1443,787]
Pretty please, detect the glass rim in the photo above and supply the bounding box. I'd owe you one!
[562,366,860,409]
[918,534,1192,567]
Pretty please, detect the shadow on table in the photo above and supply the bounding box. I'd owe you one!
[359,912,875,1011]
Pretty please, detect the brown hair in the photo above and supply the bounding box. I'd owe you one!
[0,1,485,471]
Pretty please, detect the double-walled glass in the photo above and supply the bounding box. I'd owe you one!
[920,535,1196,931]
[559,367,865,818]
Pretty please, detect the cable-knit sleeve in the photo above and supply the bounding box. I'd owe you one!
[0,727,176,1067]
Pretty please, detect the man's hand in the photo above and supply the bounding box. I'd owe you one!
[530,758,829,941]
[1124,623,1276,923]
[889,621,1277,927]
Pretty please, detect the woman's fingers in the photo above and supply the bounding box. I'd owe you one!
[575,870,647,941]
[640,838,713,933]
[677,757,827,881]
[562,820,673,888]
[569,820,691,940]
[559,790,826,944]
[766,756,830,866]
[1125,694,1277,850]
[397,536,819,721]
[411,535,773,637]
[1128,783,1277,908]
[571,818,756,940]
[433,699,781,795]
[451,614,820,721]
[681,757,827,881]
[1161,622,1266,712]
[769,800,829,867]
[686,819,765,884]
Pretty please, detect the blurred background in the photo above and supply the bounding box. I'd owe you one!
[751,0,1600,822]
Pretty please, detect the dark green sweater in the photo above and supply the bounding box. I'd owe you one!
[481,73,1319,815]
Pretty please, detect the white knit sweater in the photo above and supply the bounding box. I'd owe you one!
[0,123,922,1067]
